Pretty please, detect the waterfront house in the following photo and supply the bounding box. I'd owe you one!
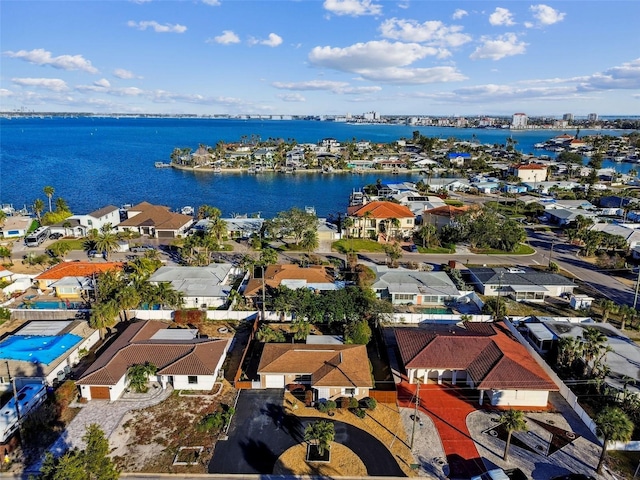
[118,202,193,239]
[369,265,461,306]
[447,152,471,167]
[77,320,230,401]
[34,261,123,299]
[394,322,558,407]
[148,264,237,309]
[421,178,470,193]
[49,205,121,237]
[0,216,32,239]
[257,343,373,401]
[466,266,576,301]
[346,201,415,241]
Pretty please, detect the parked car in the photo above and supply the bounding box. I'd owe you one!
[87,250,103,258]
[49,232,63,240]
[130,245,155,253]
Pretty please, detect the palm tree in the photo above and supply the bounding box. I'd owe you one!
[500,409,527,461]
[152,281,183,310]
[595,406,634,474]
[598,299,618,324]
[291,319,311,341]
[617,304,637,331]
[581,327,608,374]
[94,232,120,261]
[89,300,119,336]
[43,186,54,212]
[127,362,158,393]
[300,229,318,254]
[304,420,335,457]
[33,198,45,223]
[115,285,141,321]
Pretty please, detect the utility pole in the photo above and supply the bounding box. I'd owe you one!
[634,267,640,310]
[410,380,420,450]
[548,239,556,269]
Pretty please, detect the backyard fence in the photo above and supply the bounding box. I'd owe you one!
[232,314,260,388]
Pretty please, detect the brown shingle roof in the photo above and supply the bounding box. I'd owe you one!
[89,205,119,218]
[258,344,373,388]
[244,264,334,297]
[77,321,229,386]
[394,322,557,391]
[120,203,192,231]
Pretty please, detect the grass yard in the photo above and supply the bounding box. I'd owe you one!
[332,238,386,253]
[49,238,86,250]
[472,243,535,255]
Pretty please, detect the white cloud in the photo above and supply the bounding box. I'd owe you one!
[209,30,240,45]
[379,18,472,48]
[529,4,566,27]
[0,89,14,97]
[273,80,384,93]
[277,93,306,102]
[354,66,466,84]
[202,0,221,5]
[94,78,111,88]
[113,68,141,79]
[309,40,437,71]
[578,58,640,91]
[452,9,468,20]
[273,80,350,91]
[3,48,98,73]
[12,77,68,92]
[127,20,187,33]
[260,33,283,47]
[323,0,382,17]
[470,33,527,60]
[247,33,283,47]
[489,7,515,26]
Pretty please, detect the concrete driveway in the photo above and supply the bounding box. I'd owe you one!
[209,389,405,477]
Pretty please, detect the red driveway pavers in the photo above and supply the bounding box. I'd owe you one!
[398,382,485,479]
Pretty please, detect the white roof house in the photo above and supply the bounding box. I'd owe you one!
[148,264,237,309]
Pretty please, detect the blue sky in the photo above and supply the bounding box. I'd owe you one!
[1,0,639,116]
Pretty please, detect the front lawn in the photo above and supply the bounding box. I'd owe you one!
[420,246,455,254]
[332,239,387,253]
[472,243,535,255]
[50,238,85,250]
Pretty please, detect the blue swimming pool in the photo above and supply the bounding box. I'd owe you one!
[0,334,82,364]
[19,301,83,310]
[420,307,454,315]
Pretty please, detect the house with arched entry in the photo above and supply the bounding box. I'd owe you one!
[394,322,557,407]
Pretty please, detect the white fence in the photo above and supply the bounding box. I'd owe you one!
[388,313,493,324]
[131,309,259,321]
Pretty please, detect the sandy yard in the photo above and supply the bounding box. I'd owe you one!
[109,381,236,474]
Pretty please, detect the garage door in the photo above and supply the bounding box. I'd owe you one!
[265,375,285,388]
[90,386,110,400]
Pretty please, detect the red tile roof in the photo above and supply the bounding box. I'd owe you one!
[35,261,123,280]
[77,320,229,386]
[394,322,557,391]
[349,201,414,219]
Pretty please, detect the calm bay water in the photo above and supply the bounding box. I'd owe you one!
[0,117,632,218]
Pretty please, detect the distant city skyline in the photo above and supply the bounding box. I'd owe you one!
[1,1,638,116]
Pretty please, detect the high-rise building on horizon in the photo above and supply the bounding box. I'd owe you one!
[511,112,528,129]
[563,113,574,121]
[588,113,599,122]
